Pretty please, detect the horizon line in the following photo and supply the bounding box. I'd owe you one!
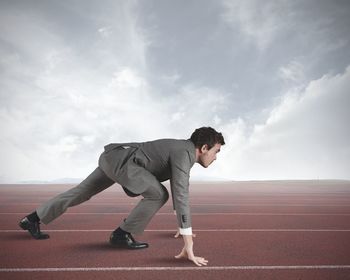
[1,178,350,185]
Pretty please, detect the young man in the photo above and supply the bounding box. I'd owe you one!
[19,126,225,267]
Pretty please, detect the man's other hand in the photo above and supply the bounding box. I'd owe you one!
[175,235,207,267]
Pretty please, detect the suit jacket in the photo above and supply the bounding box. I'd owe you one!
[100,138,196,229]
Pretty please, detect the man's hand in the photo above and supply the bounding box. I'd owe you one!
[175,235,208,267]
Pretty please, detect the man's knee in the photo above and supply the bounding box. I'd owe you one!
[145,185,169,204]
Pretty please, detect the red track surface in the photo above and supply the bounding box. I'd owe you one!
[1,181,350,280]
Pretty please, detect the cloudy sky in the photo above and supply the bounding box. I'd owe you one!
[1,0,349,183]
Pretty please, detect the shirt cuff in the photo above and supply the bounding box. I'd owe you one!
[179,227,192,235]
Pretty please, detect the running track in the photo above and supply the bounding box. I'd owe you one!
[1,180,350,280]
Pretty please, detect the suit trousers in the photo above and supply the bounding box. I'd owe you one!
[36,151,169,235]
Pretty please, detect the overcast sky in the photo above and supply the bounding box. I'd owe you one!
[1,0,349,183]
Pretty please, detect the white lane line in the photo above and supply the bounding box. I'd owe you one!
[2,212,350,216]
[188,203,350,207]
[1,265,350,272]
[2,229,350,232]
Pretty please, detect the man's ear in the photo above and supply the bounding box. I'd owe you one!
[200,144,209,153]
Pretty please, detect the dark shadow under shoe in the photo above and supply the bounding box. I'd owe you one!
[110,232,148,249]
[19,217,50,240]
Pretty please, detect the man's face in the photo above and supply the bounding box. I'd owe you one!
[197,143,221,168]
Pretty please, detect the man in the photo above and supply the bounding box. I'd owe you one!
[19,126,225,267]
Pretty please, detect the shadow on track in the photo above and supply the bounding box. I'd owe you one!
[2,232,33,241]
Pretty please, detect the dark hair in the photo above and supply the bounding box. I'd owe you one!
[190,127,225,150]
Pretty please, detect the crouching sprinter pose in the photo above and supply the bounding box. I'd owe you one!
[19,126,224,267]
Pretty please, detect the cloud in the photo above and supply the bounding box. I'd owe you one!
[193,66,350,180]
[1,1,349,183]
[221,0,350,57]
[98,26,113,38]
[0,1,155,182]
[222,0,292,50]
[0,62,232,182]
[0,1,232,183]
[279,60,305,84]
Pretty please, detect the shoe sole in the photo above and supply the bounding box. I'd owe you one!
[109,240,149,250]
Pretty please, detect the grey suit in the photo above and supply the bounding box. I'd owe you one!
[36,139,196,234]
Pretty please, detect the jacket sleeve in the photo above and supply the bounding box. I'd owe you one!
[170,149,192,234]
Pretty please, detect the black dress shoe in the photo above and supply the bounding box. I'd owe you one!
[109,232,148,249]
[19,217,50,240]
